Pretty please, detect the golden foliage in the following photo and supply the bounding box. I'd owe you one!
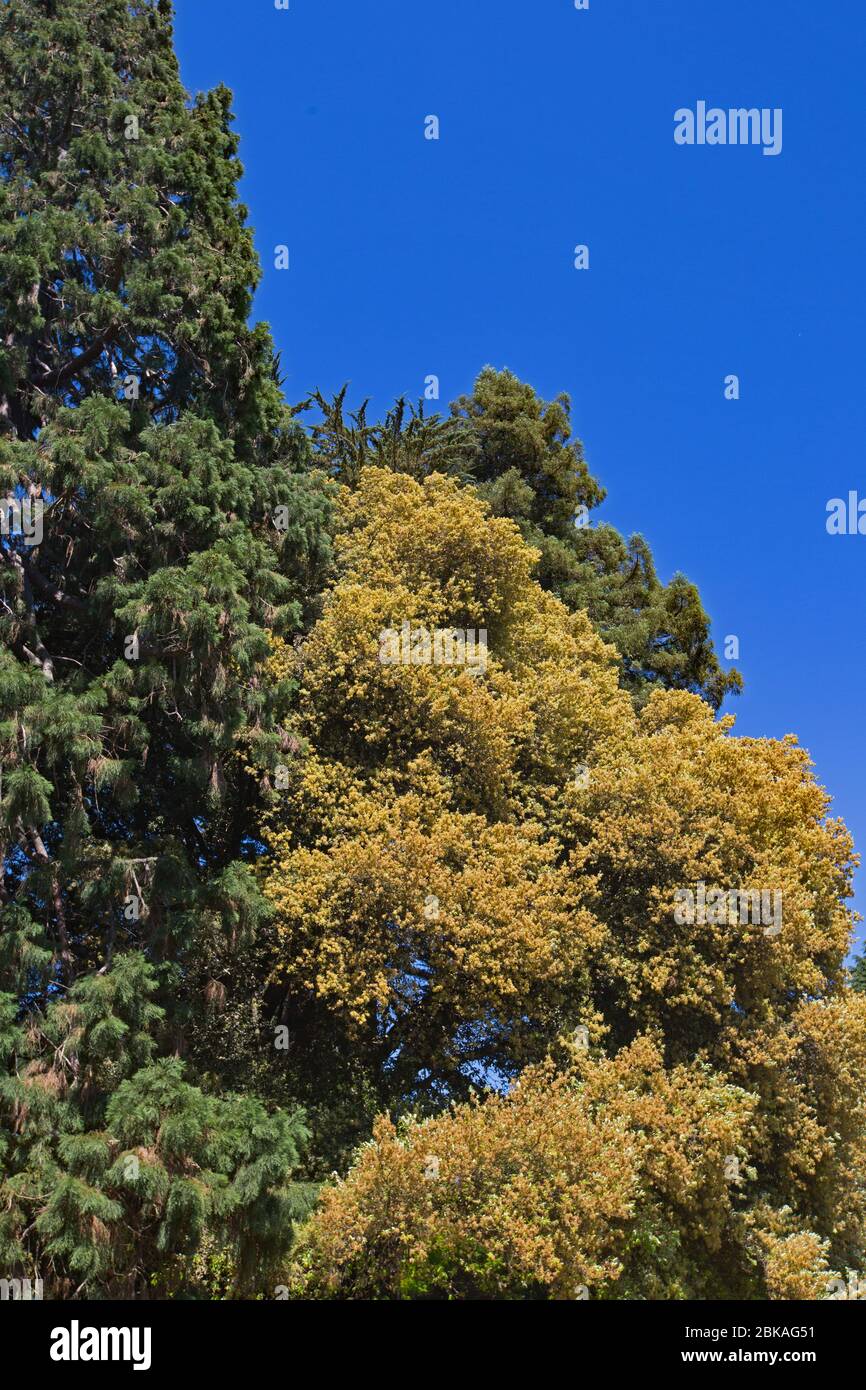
[262,464,864,1297]
[290,1039,759,1299]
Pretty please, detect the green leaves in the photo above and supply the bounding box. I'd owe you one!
[0,765,53,829]
[453,368,739,709]
[1,954,306,1296]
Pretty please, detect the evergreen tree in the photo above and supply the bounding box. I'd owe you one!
[304,385,477,489]
[0,0,328,1290]
[0,953,308,1297]
[450,367,742,709]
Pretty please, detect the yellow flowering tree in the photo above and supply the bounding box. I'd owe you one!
[262,465,864,1294]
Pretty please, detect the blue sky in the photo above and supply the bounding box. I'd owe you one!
[174,0,865,949]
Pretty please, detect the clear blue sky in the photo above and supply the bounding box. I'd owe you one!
[174,0,865,950]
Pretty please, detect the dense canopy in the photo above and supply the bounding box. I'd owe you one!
[0,0,862,1302]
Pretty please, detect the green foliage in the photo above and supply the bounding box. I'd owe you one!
[0,0,324,1293]
[452,367,742,708]
[0,955,307,1297]
[0,0,330,1018]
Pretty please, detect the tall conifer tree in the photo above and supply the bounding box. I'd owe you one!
[0,0,326,1294]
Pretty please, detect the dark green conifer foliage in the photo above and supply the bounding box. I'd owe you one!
[0,954,309,1297]
[0,0,327,1291]
[450,367,741,709]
